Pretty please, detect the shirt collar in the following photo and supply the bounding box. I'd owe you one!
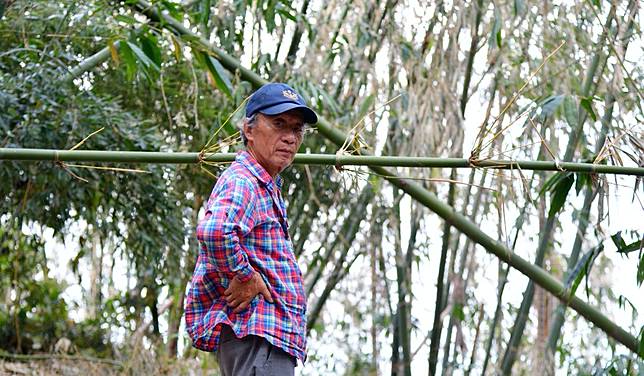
[237,150,283,189]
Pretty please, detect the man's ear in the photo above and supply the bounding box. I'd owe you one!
[243,121,255,143]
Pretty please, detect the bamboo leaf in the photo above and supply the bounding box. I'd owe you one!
[114,14,136,24]
[169,34,182,63]
[539,170,568,196]
[125,41,160,72]
[264,2,276,32]
[638,252,644,287]
[490,6,503,48]
[548,172,574,218]
[538,94,565,119]
[276,5,297,23]
[199,0,211,28]
[198,52,233,98]
[568,244,603,298]
[118,42,138,81]
[159,0,181,19]
[108,39,120,66]
[574,172,590,195]
[617,295,637,314]
[580,97,597,121]
[611,231,643,254]
[140,34,162,68]
[563,95,578,129]
[452,303,465,322]
[357,94,375,120]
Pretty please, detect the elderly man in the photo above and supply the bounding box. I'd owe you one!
[185,83,317,375]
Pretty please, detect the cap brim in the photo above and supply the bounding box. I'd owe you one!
[259,103,318,124]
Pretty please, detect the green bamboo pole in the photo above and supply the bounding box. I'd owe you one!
[2,149,642,176]
[62,41,120,84]
[110,0,641,355]
[428,170,457,376]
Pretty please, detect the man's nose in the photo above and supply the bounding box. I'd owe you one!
[281,131,297,144]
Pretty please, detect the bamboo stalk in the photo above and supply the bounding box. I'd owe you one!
[306,187,373,333]
[442,175,493,373]
[2,148,642,176]
[285,0,311,65]
[428,170,458,376]
[305,186,372,295]
[62,41,120,83]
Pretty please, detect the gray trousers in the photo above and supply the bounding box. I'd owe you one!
[217,325,296,376]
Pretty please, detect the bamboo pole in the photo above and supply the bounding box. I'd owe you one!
[61,41,120,84]
[90,0,641,355]
[428,171,457,375]
[2,148,643,176]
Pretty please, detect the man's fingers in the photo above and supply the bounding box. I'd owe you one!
[227,297,241,308]
[260,285,273,303]
[233,301,249,313]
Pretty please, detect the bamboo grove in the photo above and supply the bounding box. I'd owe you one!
[1,1,643,375]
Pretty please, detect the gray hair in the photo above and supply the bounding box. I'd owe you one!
[239,114,257,146]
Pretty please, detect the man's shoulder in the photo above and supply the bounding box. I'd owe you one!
[216,161,260,189]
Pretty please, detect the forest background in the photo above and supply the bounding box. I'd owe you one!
[0,0,642,375]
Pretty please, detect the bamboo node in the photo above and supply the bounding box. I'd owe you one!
[334,151,345,172]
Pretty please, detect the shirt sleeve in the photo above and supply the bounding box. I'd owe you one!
[196,176,257,283]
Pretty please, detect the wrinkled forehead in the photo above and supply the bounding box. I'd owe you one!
[260,109,306,124]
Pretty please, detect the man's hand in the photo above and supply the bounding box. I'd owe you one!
[224,272,274,313]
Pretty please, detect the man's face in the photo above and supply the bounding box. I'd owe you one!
[244,109,306,177]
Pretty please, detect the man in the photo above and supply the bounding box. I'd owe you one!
[185,82,318,375]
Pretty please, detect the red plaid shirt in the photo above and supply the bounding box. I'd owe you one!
[185,151,307,361]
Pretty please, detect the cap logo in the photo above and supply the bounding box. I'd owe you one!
[282,90,298,100]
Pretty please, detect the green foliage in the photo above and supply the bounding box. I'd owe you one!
[490,5,503,48]
[580,97,597,122]
[540,171,575,218]
[538,94,566,120]
[0,220,111,354]
[611,231,643,254]
[195,51,233,98]
[568,244,603,299]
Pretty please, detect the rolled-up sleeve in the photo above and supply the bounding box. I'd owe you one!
[196,177,257,282]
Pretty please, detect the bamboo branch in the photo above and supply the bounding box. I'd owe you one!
[61,41,120,84]
[2,149,642,176]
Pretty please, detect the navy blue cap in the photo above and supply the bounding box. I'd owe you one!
[245,83,318,124]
